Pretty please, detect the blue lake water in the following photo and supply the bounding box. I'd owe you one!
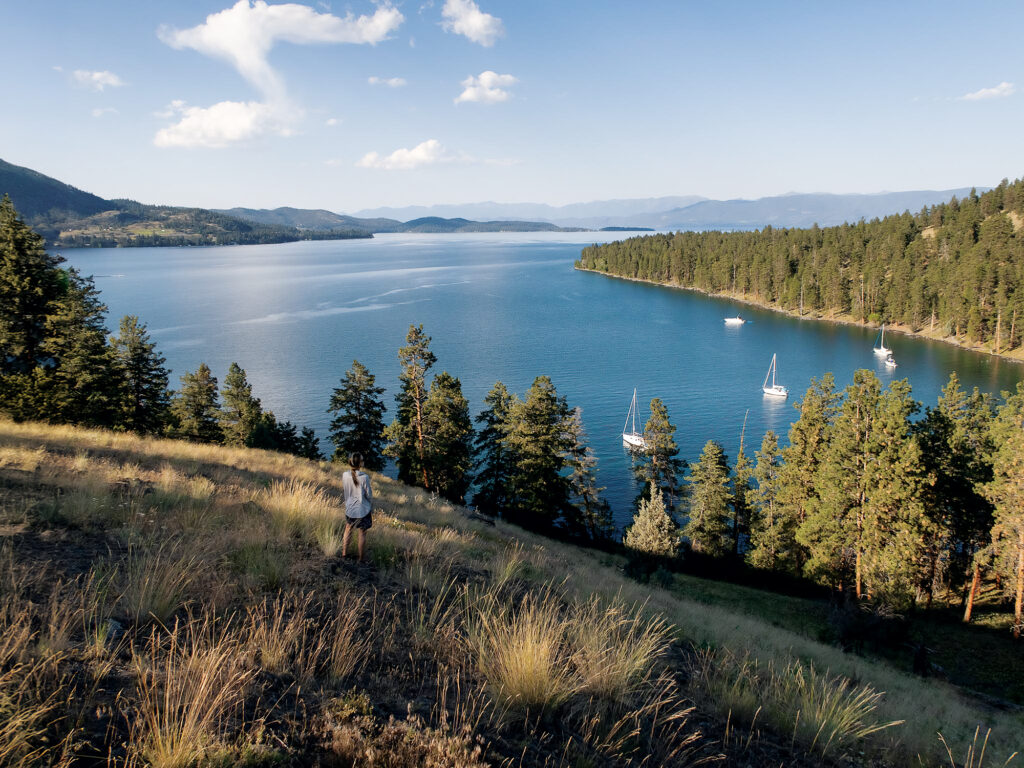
[64,233,1024,528]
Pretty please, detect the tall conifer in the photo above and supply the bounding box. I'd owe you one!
[684,440,732,557]
[110,315,170,435]
[747,431,790,570]
[624,487,678,558]
[220,362,263,446]
[385,325,436,489]
[472,382,518,516]
[170,363,223,443]
[633,397,686,508]
[421,371,474,503]
[328,360,386,469]
[562,407,615,541]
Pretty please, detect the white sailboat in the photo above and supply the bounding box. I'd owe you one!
[873,324,892,356]
[762,354,788,398]
[724,315,745,325]
[885,354,898,368]
[622,388,647,449]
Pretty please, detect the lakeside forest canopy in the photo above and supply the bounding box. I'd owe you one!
[578,179,1024,352]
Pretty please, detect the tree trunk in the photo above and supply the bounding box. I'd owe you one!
[995,309,1002,354]
[1015,533,1024,640]
[414,387,430,490]
[855,548,863,600]
[925,548,939,609]
[963,561,981,623]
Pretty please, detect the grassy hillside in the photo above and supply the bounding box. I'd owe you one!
[0,418,1020,767]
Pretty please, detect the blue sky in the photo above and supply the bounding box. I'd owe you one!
[2,1,1022,212]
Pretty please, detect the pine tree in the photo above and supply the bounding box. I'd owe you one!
[777,374,840,576]
[110,315,171,434]
[747,431,791,570]
[984,382,1024,638]
[732,442,754,556]
[633,397,686,508]
[421,372,474,503]
[562,407,615,541]
[170,363,223,443]
[916,373,994,615]
[385,325,436,489]
[0,196,64,377]
[502,376,572,531]
[219,363,263,446]
[624,487,679,558]
[39,269,120,427]
[328,360,386,469]
[472,381,518,516]
[296,426,322,461]
[684,440,732,557]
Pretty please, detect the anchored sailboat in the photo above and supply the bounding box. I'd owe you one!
[873,324,892,356]
[762,354,788,398]
[622,388,647,449]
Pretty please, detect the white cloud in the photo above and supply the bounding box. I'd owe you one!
[91,107,119,118]
[154,100,282,148]
[455,70,516,104]
[156,0,404,147]
[357,139,451,170]
[440,0,503,46]
[73,70,125,91]
[961,81,1015,101]
[325,117,341,126]
[368,76,407,87]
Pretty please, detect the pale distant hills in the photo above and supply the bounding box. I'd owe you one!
[0,155,985,247]
[356,189,980,230]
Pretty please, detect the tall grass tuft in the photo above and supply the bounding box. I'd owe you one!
[118,544,199,625]
[570,596,673,702]
[129,615,254,768]
[469,589,574,719]
[256,479,339,539]
[939,727,1019,768]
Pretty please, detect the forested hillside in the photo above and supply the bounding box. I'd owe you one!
[577,179,1024,355]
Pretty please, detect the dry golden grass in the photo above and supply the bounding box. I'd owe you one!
[2,416,1021,766]
[129,615,255,768]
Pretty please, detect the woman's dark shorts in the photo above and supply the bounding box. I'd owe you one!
[346,513,372,531]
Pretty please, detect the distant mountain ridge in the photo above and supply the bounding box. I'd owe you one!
[353,189,982,230]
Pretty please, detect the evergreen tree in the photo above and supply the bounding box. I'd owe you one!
[472,381,518,516]
[170,363,223,443]
[503,375,572,531]
[110,315,171,434]
[39,270,120,427]
[328,360,386,469]
[296,426,323,461]
[220,362,263,446]
[385,325,436,489]
[802,371,929,606]
[915,373,994,615]
[0,195,64,377]
[747,431,790,570]
[777,374,840,575]
[624,487,679,558]
[421,371,474,503]
[684,440,732,557]
[984,383,1024,638]
[562,407,615,541]
[633,397,686,508]
[731,440,754,555]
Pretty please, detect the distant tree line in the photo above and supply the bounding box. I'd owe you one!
[577,179,1024,353]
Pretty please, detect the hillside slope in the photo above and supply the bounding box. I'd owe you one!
[1,418,1020,766]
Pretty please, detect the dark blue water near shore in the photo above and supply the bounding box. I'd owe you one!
[65,233,1023,528]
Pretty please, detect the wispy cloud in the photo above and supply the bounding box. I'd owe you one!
[368,76,407,87]
[73,70,125,91]
[455,70,516,104]
[155,0,404,147]
[91,107,119,118]
[357,139,451,170]
[440,0,503,46]
[325,117,341,126]
[961,81,1015,101]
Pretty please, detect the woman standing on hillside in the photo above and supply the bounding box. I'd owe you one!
[341,452,373,562]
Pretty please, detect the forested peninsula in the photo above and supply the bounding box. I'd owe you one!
[576,178,1024,360]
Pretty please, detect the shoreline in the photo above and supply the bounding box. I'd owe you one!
[574,266,1024,366]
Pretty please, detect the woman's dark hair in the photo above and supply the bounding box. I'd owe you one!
[349,452,363,482]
